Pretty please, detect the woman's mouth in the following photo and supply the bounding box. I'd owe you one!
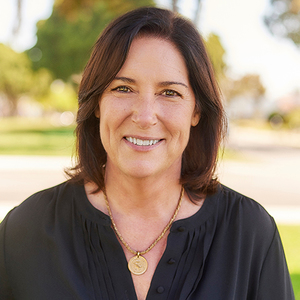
[125,137,161,146]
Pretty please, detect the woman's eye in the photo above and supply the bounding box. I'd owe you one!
[162,89,180,97]
[113,86,131,93]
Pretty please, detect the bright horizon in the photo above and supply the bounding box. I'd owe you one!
[1,0,300,100]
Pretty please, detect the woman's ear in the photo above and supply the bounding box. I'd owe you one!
[191,107,200,127]
[95,106,100,118]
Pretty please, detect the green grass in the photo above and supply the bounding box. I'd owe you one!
[278,225,300,299]
[0,117,76,156]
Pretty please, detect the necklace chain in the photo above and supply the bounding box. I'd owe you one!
[103,187,184,256]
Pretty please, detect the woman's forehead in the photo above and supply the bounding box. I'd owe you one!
[115,37,189,85]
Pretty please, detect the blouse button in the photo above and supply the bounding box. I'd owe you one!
[177,226,185,232]
[156,286,165,294]
[168,258,176,265]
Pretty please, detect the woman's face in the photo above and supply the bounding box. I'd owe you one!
[97,36,200,180]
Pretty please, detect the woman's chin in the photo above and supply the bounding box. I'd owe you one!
[122,164,160,179]
[106,154,182,181]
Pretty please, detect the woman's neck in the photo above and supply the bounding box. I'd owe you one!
[99,158,182,215]
[85,160,203,223]
[104,170,182,219]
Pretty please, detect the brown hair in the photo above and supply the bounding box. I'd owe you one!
[68,6,227,199]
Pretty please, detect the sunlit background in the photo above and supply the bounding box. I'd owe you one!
[0,0,300,296]
[1,0,300,118]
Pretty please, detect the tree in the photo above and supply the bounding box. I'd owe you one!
[28,2,110,81]
[0,44,52,116]
[264,0,300,45]
[223,74,266,103]
[13,0,155,35]
[0,44,30,115]
[205,33,227,79]
[28,0,154,81]
[168,3,227,79]
[55,0,154,19]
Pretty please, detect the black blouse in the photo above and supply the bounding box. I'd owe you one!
[0,181,295,300]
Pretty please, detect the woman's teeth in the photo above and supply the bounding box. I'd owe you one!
[126,137,160,146]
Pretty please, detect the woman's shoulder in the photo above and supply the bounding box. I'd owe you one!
[1,181,81,232]
[216,184,276,239]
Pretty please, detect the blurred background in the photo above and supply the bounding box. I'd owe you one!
[0,0,300,296]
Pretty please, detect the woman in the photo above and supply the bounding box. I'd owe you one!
[0,7,295,300]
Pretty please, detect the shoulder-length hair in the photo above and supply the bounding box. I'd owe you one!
[68,6,227,200]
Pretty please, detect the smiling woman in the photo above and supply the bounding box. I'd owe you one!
[0,6,295,300]
[71,8,224,200]
[96,37,200,181]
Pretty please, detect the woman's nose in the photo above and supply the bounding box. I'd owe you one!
[131,94,158,129]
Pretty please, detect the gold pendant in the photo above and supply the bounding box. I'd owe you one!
[128,254,148,275]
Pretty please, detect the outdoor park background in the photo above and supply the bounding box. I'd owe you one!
[0,0,300,297]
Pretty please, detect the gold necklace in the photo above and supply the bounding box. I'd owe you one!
[103,187,184,275]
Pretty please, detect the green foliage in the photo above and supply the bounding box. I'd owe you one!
[28,2,110,80]
[29,0,155,81]
[205,33,227,79]
[0,44,52,115]
[0,44,32,93]
[264,0,300,45]
[41,80,78,112]
[286,108,300,128]
[54,0,155,20]
[30,68,54,101]
[0,44,32,114]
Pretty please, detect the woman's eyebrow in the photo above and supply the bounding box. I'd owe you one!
[113,77,188,89]
[158,81,188,89]
[114,76,136,83]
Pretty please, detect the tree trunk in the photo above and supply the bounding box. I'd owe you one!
[172,0,178,12]
[13,0,22,37]
[4,85,19,116]
[193,0,202,25]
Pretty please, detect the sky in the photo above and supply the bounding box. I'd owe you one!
[1,0,300,100]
